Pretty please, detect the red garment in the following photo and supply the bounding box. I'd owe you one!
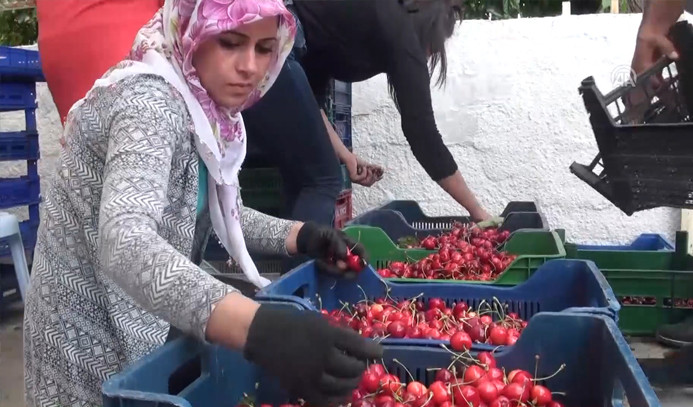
[36,0,164,124]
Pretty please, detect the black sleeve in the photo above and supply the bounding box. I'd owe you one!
[378,4,459,181]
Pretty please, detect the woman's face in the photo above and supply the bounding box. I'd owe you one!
[193,16,279,109]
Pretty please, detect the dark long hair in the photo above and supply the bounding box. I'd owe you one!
[388,0,464,106]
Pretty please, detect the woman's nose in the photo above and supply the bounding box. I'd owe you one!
[237,46,258,76]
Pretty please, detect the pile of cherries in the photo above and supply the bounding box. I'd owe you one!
[237,351,567,407]
[321,296,527,348]
[382,225,517,282]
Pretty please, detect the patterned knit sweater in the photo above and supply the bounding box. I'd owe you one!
[23,74,295,407]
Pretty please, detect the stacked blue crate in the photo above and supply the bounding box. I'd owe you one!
[328,80,354,227]
[0,46,45,309]
[329,80,352,149]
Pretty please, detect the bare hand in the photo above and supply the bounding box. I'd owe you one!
[631,27,679,76]
[345,154,384,187]
[469,207,492,223]
[626,26,680,113]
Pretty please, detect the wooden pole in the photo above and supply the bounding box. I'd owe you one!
[611,0,620,13]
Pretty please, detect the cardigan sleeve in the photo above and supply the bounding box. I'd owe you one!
[98,75,234,342]
[240,205,296,256]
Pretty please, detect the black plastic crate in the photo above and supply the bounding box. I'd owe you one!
[0,131,39,161]
[570,21,693,215]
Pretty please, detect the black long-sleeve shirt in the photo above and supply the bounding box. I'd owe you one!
[293,0,459,181]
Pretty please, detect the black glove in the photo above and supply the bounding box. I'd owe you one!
[296,221,368,278]
[243,304,384,405]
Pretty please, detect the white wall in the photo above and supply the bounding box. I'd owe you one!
[351,12,680,244]
[0,13,681,245]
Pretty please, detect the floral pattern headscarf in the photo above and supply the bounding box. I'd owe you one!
[67,0,296,288]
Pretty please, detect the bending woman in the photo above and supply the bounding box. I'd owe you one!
[242,0,491,222]
[23,1,380,406]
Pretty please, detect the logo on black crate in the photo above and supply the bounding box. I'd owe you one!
[611,65,637,88]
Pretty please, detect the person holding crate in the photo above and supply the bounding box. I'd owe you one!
[631,0,693,348]
[23,1,382,407]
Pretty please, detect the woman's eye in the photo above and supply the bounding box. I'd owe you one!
[256,45,274,55]
[219,38,240,49]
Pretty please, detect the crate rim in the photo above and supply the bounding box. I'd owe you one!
[255,257,622,349]
[101,311,661,407]
[342,224,567,285]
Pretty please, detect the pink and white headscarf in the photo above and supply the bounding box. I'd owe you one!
[67,0,296,288]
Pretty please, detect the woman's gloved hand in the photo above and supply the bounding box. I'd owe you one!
[243,304,384,406]
[296,221,368,278]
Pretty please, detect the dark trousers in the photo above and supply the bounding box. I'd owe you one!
[242,57,343,228]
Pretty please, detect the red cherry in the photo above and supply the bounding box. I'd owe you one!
[450,331,473,351]
[345,247,365,271]
[435,368,455,383]
[490,396,511,407]
[477,352,497,369]
[476,380,500,404]
[429,381,451,405]
[361,371,380,393]
[406,381,428,398]
[453,385,480,407]
[463,365,485,384]
[531,385,553,406]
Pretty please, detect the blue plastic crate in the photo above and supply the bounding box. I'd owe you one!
[577,233,674,251]
[334,112,352,149]
[333,103,351,116]
[370,200,541,230]
[0,175,41,210]
[0,131,39,161]
[0,46,45,82]
[347,209,547,244]
[333,80,352,107]
[0,82,37,112]
[256,259,620,350]
[102,312,660,407]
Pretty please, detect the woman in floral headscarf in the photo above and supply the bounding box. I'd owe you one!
[23,1,381,406]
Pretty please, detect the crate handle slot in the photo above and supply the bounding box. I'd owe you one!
[291,283,311,299]
[168,354,202,395]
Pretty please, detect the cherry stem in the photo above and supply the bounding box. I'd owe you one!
[534,354,540,382]
[440,344,476,368]
[381,358,390,375]
[419,392,435,407]
[392,358,416,383]
[315,294,323,311]
[492,297,506,320]
[533,363,566,382]
[356,284,370,304]
[339,300,351,313]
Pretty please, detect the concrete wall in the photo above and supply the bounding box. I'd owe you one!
[0,13,682,245]
[350,12,680,244]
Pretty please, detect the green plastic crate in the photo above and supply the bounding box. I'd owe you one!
[342,225,566,285]
[239,168,283,216]
[565,231,693,336]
